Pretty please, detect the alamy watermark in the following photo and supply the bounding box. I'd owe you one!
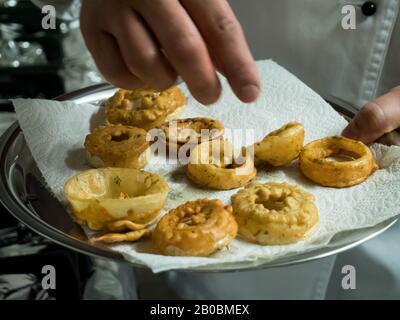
[40,4,357,31]
[41,5,56,30]
[41,264,56,290]
[144,126,257,177]
[341,264,356,290]
[341,5,357,30]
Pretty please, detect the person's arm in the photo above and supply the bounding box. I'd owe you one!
[343,86,400,144]
[79,0,260,105]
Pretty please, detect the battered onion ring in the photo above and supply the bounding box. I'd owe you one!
[231,182,318,245]
[187,139,257,190]
[105,86,186,130]
[152,199,238,256]
[64,168,169,230]
[84,124,150,169]
[253,122,304,166]
[159,117,224,149]
[299,136,378,187]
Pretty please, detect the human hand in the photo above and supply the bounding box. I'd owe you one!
[342,86,400,144]
[80,0,260,105]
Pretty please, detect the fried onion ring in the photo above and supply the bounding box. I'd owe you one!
[64,168,169,230]
[84,124,150,169]
[253,122,304,166]
[299,136,378,187]
[159,117,224,149]
[152,199,238,256]
[231,182,318,245]
[187,139,256,190]
[105,86,186,130]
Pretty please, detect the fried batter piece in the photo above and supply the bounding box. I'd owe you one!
[159,117,224,149]
[231,182,318,245]
[84,124,149,169]
[152,199,238,256]
[64,168,169,230]
[299,136,378,187]
[105,86,186,130]
[187,139,256,190]
[252,122,304,166]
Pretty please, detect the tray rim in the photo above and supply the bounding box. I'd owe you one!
[0,83,398,272]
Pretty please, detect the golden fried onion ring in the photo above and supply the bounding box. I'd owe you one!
[152,199,238,256]
[64,168,169,230]
[187,139,257,190]
[299,136,378,187]
[253,122,304,166]
[105,86,186,130]
[159,117,224,147]
[231,182,318,245]
[84,124,150,169]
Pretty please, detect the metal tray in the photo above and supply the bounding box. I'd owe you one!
[0,83,398,272]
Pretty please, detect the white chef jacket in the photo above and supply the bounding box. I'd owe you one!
[30,0,400,299]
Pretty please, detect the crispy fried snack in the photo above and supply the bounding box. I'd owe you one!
[253,122,304,166]
[299,136,378,187]
[84,124,149,169]
[105,220,147,232]
[105,86,186,130]
[187,139,256,190]
[231,182,318,245]
[64,168,169,230]
[90,220,150,244]
[159,117,224,149]
[152,199,238,257]
[90,229,151,244]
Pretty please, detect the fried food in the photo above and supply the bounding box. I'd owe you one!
[105,220,148,232]
[231,182,318,245]
[64,168,169,230]
[159,117,224,149]
[84,124,149,169]
[299,136,378,187]
[90,220,150,244]
[90,229,151,244]
[187,139,257,190]
[152,199,238,257]
[105,86,186,130]
[253,122,304,166]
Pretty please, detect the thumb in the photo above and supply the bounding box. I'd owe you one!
[342,86,400,144]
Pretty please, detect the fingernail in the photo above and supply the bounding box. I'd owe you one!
[239,84,259,103]
[342,126,358,140]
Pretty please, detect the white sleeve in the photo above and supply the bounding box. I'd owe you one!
[30,0,81,21]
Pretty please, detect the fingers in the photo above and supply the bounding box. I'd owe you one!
[181,0,260,102]
[111,9,177,91]
[80,0,143,89]
[81,0,259,104]
[342,86,400,144]
[134,0,221,104]
[83,30,144,89]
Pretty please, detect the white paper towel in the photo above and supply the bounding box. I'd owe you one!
[13,60,400,272]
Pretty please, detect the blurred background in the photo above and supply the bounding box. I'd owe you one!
[0,0,181,300]
[0,0,144,300]
[0,0,102,102]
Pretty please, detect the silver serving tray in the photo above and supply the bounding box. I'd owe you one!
[0,83,398,272]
